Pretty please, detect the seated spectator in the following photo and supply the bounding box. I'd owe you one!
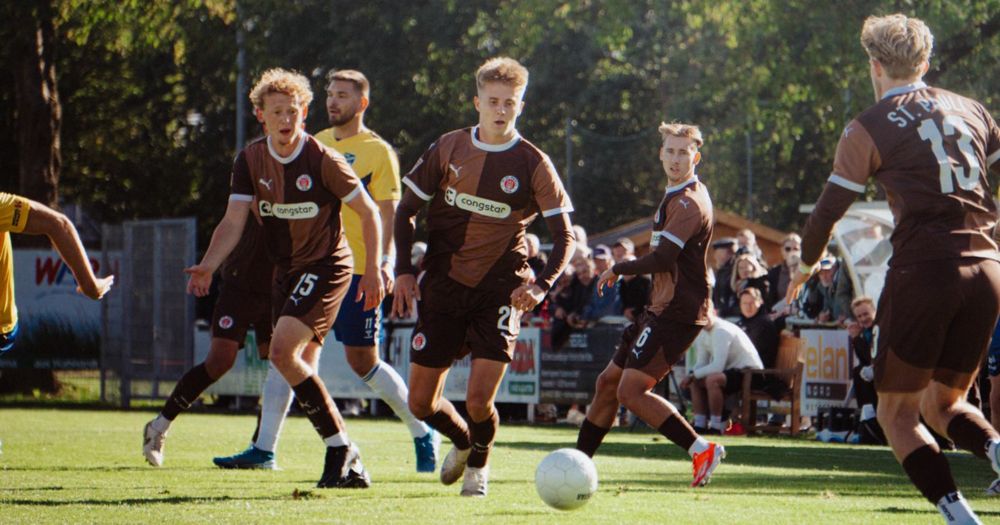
[680,312,763,434]
[846,296,885,444]
[730,252,770,303]
[736,228,767,267]
[736,287,779,369]
[580,245,622,323]
[766,233,801,316]
[800,256,839,322]
[550,255,595,348]
[711,237,739,318]
[610,236,650,322]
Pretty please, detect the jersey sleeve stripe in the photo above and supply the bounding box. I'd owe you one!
[229,194,253,202]
[659,231,685,249]
[988,149,1000,167]
[542,206,574,217]
[828,173,866,193]
[402,177,433,201]
[341,186,362,203]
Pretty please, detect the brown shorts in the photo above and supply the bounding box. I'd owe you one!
[612,311,704,380]
[212,280,273,350]
[874,258,1000,392]
[272,263,352,345]
[410,272,519,368]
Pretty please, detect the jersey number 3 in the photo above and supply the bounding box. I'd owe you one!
[917,115,982,194]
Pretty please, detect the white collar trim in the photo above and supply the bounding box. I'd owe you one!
[470,126,521,152]
[267,134,306,164]
[881,81,927,100]
[665,175,699,195]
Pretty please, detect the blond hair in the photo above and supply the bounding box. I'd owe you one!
[476,57,529,91]
[730,252,767,293]
[249,68,313,110]
[658,122,703,148]
[851,296,875,311]
[860,14,933,79]
[326,69,370,98]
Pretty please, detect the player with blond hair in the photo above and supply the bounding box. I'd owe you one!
[185,68,383,488]
[789,14,1000,523]
[574,122,723,488]
[393,57,575,496]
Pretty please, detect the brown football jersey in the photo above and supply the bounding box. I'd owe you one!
[219,215,272,294]
[402,127,573,291]
[802,83,1000,267]
[646,177,714,322]
[230,135,362,272]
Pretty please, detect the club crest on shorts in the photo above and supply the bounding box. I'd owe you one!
[218,316,234,330]
[296,174,313,192]
[412,332,427,351]
[500,175,519,194]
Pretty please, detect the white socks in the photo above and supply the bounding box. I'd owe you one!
[150,414,171,433]
[988,438,1000,474]
[324,432,350,448]
[688,437,711,457]
[693,414,707,428]
[861,404,876,421]
[710,416,725,432]
[936,492,981,524]
[254,361,294,453]
[363,361,430,438]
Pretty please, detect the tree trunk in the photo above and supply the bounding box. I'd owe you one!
[12,0,60,210]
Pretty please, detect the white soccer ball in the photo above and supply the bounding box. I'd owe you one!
[534,448,598,510]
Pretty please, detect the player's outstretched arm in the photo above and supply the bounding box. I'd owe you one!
[375,198,398,295]
[391,190,423,318]
[345,191,384,311]
[185,199,250,297]
[511,212,574,311]
[21,200,113,300]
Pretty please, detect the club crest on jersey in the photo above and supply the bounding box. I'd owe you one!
[295,174,313,192]
[412,332,427,351]
[218,316,234,330]
[344,153,356,165]
[500,175,519,194]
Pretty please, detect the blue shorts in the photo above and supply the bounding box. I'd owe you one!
[332,274,381,347]
[988,318,1000,377]
[0,323,19,353]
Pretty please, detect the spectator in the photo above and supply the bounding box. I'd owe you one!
[800,256,849,322]
[846,296,885,444]
[766,233,801,314]
[550,255,596,348]
[617,255,650,323]
[736,287,779,370]
[580,245,622,323]
[611,237,635,264]
[411,241,427,270]
[572,224,591,259]
[729,252,770,303]
[525,233,547,281]
[711,237,739,318]
[681,312,764,434]
[736,228,767,266]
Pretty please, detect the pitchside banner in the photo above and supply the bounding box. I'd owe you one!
[201,325,542,404]
[0,249,118,369]
[800,329,854,416]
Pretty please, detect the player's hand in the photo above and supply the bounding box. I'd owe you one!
[596,267,619,296]
[79,275,115,300]
[184,264,214,297]
[392,273,419,318]
[510,283,545,312]
[785,266,814,306]
[380,261,395,296]
[845,320,861,338]
[357,272,385,311]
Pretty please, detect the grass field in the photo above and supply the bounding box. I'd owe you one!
[1,408,999,524]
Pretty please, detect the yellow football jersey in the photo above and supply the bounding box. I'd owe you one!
[314,128,400,275]
[0,192,31,333]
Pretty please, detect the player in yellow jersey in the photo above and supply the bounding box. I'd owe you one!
[214,69,437,473]
[0,192,113,352]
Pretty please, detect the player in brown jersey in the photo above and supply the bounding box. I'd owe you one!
[575,122,725,488]
[392,57,575,497]
[143,217,274,468]
[185,68,384,489]
[788,15,1000,523]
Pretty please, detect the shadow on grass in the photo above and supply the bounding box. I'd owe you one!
[0,494,277,507]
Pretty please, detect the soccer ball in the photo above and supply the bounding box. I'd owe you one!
[534,448,598,510]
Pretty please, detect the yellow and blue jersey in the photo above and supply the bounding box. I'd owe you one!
[0,192,31,339]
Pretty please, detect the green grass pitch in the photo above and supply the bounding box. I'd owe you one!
[1,408,999,524]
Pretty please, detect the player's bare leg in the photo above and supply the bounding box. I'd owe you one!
[618,368,723,487]
[144,338,240,467]
[459,358,507,497]
[704,373,728,434]
[270,316,368,488]
[346,345,436,472]
[408,363,471,486]
[576,361,622,457]
[688,377,708,432]
[878,390,981,521]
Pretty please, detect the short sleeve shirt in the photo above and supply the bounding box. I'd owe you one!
[230,135,363,272]
[0,193,29,333]
[314,128,400,274]
[646,177,713,323]
[402,127,573,291]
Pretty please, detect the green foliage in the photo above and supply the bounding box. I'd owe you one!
[1,409,999,523]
